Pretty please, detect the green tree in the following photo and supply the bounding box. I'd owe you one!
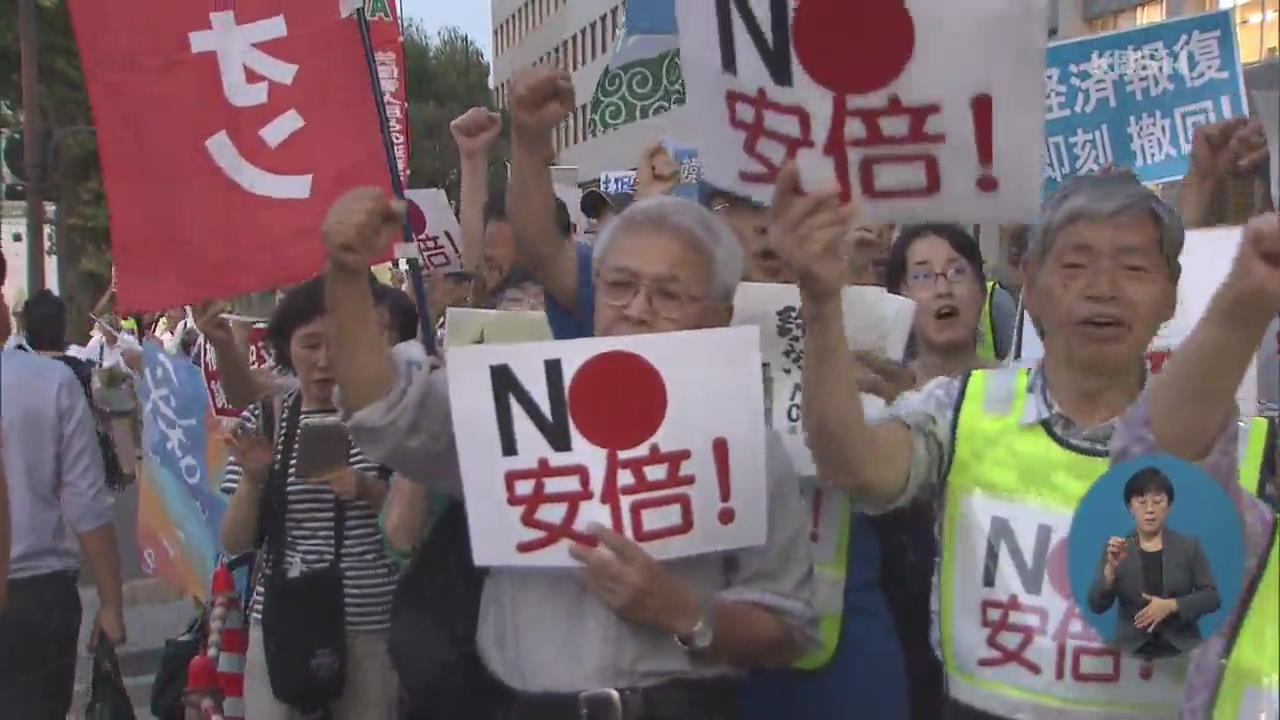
[403,23,509,200]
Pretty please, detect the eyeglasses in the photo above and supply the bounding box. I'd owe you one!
[907,265,972,289]
[596,272,706,318]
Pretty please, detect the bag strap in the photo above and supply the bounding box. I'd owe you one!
[265,392,303,580]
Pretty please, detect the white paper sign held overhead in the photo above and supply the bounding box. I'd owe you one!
[404,188,463,276]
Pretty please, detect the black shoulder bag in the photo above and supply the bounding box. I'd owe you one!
[390,499,508,719]
[258,394,348,712]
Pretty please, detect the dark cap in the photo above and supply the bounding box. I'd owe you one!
[581,188,635,220]
[698,181,767,211]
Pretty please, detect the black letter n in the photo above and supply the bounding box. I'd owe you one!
[491,361,572,457]
[715,0,792,86]
[982,516,1052,596]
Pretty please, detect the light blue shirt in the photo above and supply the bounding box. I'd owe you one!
[1,348,114,578]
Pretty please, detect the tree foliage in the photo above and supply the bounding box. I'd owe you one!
[402,23,509,200]
[1,4,500,332]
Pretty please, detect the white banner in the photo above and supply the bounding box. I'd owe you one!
[446,326,770,566]
[732,282,915,476]
[674,0,1046,222]
[404,188,463,276]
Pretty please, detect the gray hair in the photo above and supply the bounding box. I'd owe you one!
[592,195,745,303]
[1030,173,1184,280]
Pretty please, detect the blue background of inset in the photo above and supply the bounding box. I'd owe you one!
[1044,10,1247,196]
[1067,454,1244,643]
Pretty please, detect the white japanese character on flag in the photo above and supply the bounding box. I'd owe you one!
[1174,29,1231,89]
[1069,125,1113,175]
[1043,135,1071,183]
[189,11,313,200]
[1045,67,1071,121]
[1172,100,1219,153]
[1127,111,1177,167]
[1070,55,1118,114]
[1123,42,1176,102]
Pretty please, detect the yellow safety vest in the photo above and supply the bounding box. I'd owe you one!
[941,368,1184,718]
[976,281,997,362]
[1212,417,1278,719]
[792,486,851,669]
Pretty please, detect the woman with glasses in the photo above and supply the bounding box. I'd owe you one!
[1086,467,1220,659]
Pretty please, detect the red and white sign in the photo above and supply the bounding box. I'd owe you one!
[199,337,242,420]
[68,0,395,311]
[674,0,1046,222]
[948,495,1183,715]
[359,0,411,187]
[404,189,464,275]
[446,326,769,567]
[246,322,276,370]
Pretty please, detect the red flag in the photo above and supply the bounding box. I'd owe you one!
[364,0,411,187]
[68,1,394,312]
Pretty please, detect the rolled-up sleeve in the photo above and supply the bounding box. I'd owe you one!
[338,341,463,497]
[718,431,819,652]
[857,375,961,514]
[56,368,113,533]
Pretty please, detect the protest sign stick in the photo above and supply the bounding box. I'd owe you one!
[356,8,437,354]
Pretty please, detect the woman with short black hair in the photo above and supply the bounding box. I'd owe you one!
[220,275,401,719]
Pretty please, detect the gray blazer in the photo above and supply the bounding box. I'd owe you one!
[1087,528,1220,655]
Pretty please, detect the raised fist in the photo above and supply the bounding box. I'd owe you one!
[509,66,575,149]
[450,107,503,158]
[322,187,406,276]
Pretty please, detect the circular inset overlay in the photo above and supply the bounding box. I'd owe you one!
[1068,454,1244,655]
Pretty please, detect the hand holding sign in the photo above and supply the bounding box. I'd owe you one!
[636,142,680,200]
[771,163,857,304]
[569,523,702,636]
[322,187,406,276]
[450,107,503,159]
[510,66,575,151]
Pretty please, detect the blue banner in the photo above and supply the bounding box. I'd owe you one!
[670,145,703,201]
[1042,10,1247,196]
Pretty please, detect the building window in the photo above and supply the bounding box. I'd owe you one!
[590,21,599,60]
[611,5,621,40]
[580,28,588,66]
[600,13,610,53]
[1214,0,1279,64]
[571,33,579,70]
[1088,0,1165,33]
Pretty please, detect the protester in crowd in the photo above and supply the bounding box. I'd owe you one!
[1104,212,1279,717]
[846,222,893,287]
[0,253,126,718]
[322,66,817,719]
[791,165,1203,718]
[1178,118,1273,229]
[218,276,399,719]
[425,270,473,332]
[201,279,420,409]
[981,223,1026,361]
[581,186,634,239]
[85,311,142,485]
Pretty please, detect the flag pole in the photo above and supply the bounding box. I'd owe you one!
[355,7,436,354]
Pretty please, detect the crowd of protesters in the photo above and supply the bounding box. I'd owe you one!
[1,52,1278,720]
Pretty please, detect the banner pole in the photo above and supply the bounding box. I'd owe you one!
[355,7,436,354]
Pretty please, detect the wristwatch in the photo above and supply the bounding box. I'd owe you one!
[675,600,715,655]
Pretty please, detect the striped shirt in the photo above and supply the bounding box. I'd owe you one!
[220,397,400,632]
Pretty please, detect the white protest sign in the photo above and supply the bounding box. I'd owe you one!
[1015,226,1260,411]
[732,282,915,477]
[674,0,1047,223]
[404,188,463,276]
[447,326,770,567]
[443,308,553,352]
[599,170,639,195]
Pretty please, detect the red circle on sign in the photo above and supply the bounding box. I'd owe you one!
[567,350,667,451]
[406,198,427,238]
[793,0,916,95]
